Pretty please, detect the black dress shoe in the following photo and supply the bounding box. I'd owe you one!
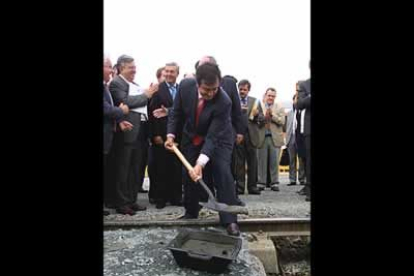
[236,198,246,206]
[248,188,261,195]
[169,200,183,206]
[270,185,280,191]
[116,206,136,215]
[226,223,240,236]
[156,201,166,209]
[138,188,148,193]
[287,182,297,186]
[129,203,147,211]
[257,185,265,191]
[300,181,306,185]
[297,186,308,195]
[178,213,197,219]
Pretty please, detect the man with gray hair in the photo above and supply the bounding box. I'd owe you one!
[148,62,183,209]
[103,56,132,216]
[109,54,159,215]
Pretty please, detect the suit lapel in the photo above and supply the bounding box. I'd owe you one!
[191,86,199,128]
[197,89,220,131]
[116,75,130,94]
[162,82,174,106]
[104,87,113,106]
[247,96,255,115]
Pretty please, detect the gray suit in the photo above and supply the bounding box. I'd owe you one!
[109,75,150,207]
[246,97,266,148]
[110,75,149,143]
[232,96,265,193]
[286,109,305,184]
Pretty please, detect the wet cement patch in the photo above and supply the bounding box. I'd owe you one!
[104,228,267,276]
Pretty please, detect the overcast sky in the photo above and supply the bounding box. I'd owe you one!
[104,0,310,103]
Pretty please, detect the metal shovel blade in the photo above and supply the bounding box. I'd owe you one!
[199,200,249,215]
[170,144,248,215]
[198,179,249,215]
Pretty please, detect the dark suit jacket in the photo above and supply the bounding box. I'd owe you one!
[148,81,175,140]
[297,79,311,136]
[178,75,242,137]
[103,87,124,154]
[109,75,149,143]
[220,76,243,136]
[168,78,234,158]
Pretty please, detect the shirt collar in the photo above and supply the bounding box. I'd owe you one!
[166,82,177,89]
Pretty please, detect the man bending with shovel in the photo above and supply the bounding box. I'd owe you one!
[165,63,241,236]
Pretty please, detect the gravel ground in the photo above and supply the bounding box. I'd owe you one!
[104,174,310,222]
[104,228,267,276]
[273,236,310,276]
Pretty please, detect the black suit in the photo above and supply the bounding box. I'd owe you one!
[148,82,182,204]
[220,76,243,136]
[103,85,124,206]
[103,86,124,155]
[109,75,150,207]
[168,78,238,225]
[297,79,311,188]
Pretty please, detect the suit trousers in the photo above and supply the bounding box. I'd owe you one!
[111,132,133,207]
[112,121,149,207]
[182,142,238,225]
[232,134,258,193]
[128,121,149,203]
[258,136,280,185]
[147,145,157,201]
[287,142,306,183]
[104,152,116,207]
[152,144,182,203]
[305,135,311,188]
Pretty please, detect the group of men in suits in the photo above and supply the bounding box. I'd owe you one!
[233,81,287,195]
[103,53,312,234]
[104,55,159,216]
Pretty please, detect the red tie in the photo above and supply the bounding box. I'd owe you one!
[193,98,205,146]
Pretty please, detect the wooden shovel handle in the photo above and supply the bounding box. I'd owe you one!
[171,144,194,172]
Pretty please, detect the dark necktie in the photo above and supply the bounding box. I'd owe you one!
[241,97,248,114]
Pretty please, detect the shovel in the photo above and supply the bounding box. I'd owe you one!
[171,144,248,215]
